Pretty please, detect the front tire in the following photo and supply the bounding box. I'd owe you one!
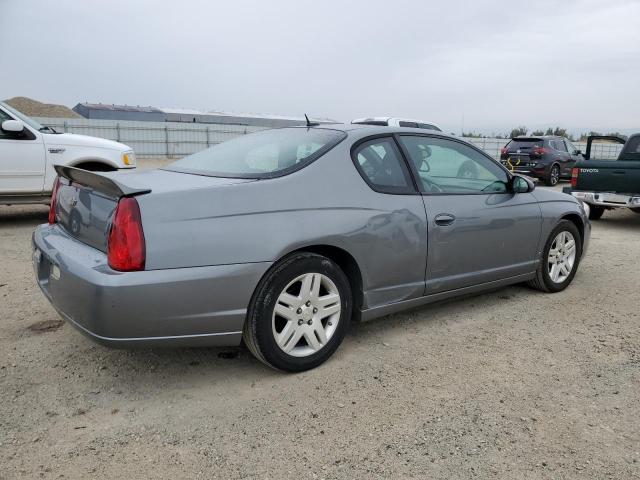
[528,220,582,293]
[243,253,352,372]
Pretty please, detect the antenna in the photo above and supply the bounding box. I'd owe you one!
[305,114,319,127]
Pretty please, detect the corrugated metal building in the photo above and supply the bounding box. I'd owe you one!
[72,103,166,122]
[73,102,334,128]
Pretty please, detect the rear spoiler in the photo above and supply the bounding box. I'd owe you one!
[54,165,151,199]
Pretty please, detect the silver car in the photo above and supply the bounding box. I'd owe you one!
[33,125,590,372]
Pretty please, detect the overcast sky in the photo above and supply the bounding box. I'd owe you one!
[1,0,639,134]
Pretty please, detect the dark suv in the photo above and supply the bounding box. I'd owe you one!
[500,136,582,186]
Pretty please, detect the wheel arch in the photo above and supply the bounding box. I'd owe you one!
[559,213,585,245]
[70,159,118,171]
[277,244,364,313]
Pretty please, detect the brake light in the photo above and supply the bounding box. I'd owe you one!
[108,197,145,271]
[500,147,508,155]
[571,167,579,187]
[533,147,548,156]
[48,177,61,224]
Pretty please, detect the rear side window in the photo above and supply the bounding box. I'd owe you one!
[551,140,567,152]
[166,128,346,178]
[507,139,543,150]
[352,137,415,194]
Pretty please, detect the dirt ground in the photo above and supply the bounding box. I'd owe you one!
[1,168,639,479]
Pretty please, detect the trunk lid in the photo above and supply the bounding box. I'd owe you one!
[53,167,254,252]
[505,138,543,155]
[502,138,544,162]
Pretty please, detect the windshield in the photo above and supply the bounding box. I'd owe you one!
[166,128,347,178]
[0,102,46,131]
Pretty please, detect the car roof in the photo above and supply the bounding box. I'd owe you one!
[292,123,454,136]
[512,135,565,140]
[352,116,441,126]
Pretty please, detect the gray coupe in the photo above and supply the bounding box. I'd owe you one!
[33,124,590,371]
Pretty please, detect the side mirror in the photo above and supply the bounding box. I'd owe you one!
[1,119,25,133]
[574,149,582,156]
[510,174,535,193]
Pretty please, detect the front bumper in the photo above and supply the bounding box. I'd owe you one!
[32,224,271,348]
[568,190,640,209]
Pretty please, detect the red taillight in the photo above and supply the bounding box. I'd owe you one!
[533,147,548,156]
[48,177,61,224]
[500,147,508,155]
[108,197,146,271]
[571,167,579,187]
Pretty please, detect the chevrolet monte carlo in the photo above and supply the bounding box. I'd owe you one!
[33,125,590,371]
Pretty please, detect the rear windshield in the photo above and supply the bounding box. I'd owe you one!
[166,128,346,178]
[619,136,640,161]
[506,138,543,150]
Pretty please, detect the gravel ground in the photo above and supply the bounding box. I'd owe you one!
[1,171,639,479]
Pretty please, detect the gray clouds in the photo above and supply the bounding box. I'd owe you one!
[1,0,639,134]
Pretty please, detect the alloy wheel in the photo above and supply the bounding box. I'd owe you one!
[547,231,576,283]
[272,273,341,357]
[550,165,560,185]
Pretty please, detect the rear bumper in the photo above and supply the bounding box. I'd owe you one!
[499,160,551,179]
[569,190,640,208]
[32,224,271,348]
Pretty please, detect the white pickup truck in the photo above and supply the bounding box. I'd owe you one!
[0,102,136,205]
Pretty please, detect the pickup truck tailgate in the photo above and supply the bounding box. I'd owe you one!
[575,160,640,194]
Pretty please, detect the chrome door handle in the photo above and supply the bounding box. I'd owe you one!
[434,213,455,226]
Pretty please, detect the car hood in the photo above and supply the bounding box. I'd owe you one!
[43,133,131,151]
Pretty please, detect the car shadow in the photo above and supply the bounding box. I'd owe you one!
[348,283,530,341]
[81,282,532,392]
[591,208,640,232]
[0,205,48,226]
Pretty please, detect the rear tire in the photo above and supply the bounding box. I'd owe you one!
[528,220,582,293]
[589,205,605,220]
[544,164,560,186]
[243,252,352,372]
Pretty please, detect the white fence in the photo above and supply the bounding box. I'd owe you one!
[35,117,266,158]
[461,137,623,160]
[35,118,624,160]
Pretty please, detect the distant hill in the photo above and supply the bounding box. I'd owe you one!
[3,96,81,119]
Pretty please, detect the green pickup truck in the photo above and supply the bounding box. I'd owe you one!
[564,134,640,220]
